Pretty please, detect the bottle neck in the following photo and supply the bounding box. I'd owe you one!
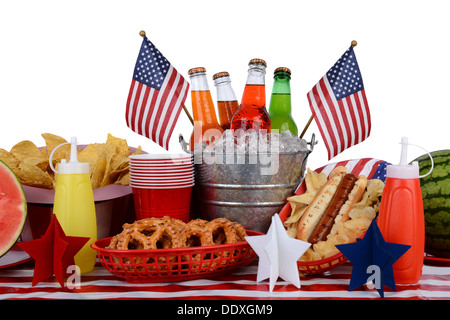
[214,76,237,102]
[269,72,292,112]
[245,63,266,85]
[272,72,291,94]
[189,72,221,128]
[189,72,210,91]
[241,63,266,108]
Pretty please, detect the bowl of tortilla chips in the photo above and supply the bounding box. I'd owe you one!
[0,133,143,242]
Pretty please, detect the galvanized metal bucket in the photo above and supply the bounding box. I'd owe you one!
[179,133,317,233]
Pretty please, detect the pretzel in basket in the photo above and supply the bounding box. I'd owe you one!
[115,218,183,250]
[207,218,239,245]
[181,226,214,247]
[110,217,183,266]
[108,216,249,271]
[186,218,209,228]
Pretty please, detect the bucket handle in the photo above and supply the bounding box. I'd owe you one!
[306,133,318,153]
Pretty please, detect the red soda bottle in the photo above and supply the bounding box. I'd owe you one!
[188,67,224,151]
[213,72,239,130]
[230,58,271,132]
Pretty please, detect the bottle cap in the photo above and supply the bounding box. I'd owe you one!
[188,67,206,75]
[248,58,267,67]
[274,67,291,75]
[386,137,434,179]
[49,137,89,175]
[212,71,229,80]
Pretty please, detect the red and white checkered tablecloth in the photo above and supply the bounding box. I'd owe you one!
[1,260,449,300]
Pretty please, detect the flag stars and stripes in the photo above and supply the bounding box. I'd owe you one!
[125,35,189,150]
[307,45,371,160]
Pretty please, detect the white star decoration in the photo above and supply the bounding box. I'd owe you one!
[245,214,311,292]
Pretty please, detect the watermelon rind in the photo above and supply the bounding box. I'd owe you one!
[0,160,27,258]
[412,150,450,258]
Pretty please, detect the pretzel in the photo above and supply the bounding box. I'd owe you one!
[113,218,183,266]
[163,216,187,232]
[232,222,248,242]
[207,218,238,245]
[187,218,209,228]
[181,226,213,248]
[180,226,214,269]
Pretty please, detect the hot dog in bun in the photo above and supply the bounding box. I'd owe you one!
[296,166,368,244]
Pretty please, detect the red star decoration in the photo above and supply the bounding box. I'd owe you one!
[17,214,90,287]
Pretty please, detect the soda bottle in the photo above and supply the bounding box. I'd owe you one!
[213,71,239,130]
[268,67,298,135]
[188,67,224,151]
[230,58,271,132]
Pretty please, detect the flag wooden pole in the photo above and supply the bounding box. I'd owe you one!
[182,105,194,125]
[299,115,314,139]
[139,30,194,126]
[299,40,358,139]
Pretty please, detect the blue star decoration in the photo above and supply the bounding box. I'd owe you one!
[335,219,411,298]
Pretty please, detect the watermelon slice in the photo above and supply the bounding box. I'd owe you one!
[0,160,27,257]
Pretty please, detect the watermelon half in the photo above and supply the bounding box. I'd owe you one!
[0,160,27,258]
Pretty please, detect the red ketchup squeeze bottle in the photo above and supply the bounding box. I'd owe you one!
[377,137,434,284]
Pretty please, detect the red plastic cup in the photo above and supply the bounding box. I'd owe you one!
[131,184,193,222]
[129,163,193,170]
[129,153,192,164]
[130,171,194,178]
[130,176,194,183]
[129,153,192,160]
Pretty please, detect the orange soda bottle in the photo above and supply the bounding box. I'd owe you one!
[213,72,239,130]
[188,67,224,151]
[230,58,271,132]
[377,137,434,284]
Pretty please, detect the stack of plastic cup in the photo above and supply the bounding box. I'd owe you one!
[129,153,194,222]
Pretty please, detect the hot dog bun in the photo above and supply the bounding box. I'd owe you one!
[296,166,347,241]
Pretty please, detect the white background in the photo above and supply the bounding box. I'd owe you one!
[1,0,448,170]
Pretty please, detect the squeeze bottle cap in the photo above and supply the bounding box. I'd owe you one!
[49,137,90,175]
[386,137,434,179]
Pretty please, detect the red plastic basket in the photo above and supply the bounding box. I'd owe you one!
[91,230,261,282]
[296,252,347,275]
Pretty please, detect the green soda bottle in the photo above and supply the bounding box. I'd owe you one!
[268,67,298,135]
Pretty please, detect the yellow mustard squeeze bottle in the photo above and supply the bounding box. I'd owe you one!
[49,137,97,273]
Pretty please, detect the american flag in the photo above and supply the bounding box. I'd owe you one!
[295,158,389,194]
[125,35,189,150]
[307,45,371,160]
